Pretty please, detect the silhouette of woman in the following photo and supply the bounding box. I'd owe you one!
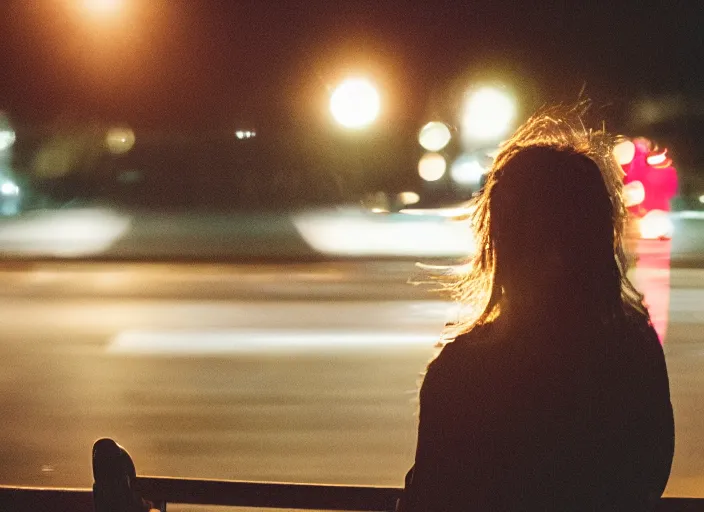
[398,108,674,511]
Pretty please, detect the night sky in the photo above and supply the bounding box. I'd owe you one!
[0,1,703,130]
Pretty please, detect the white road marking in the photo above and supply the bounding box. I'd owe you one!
[293,209,476,257]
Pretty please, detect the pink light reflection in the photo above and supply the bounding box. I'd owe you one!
[632,239,671,343]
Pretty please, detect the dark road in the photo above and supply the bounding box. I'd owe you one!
[0,253,702,498]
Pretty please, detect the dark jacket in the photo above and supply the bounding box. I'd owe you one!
[398,308,674,511]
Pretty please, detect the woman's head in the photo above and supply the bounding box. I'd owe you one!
[444,105,645,335]
[490,145,617,305]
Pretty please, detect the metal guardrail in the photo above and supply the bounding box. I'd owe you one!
[2,480,704,512]
[3,481,704,511]
[0,479,402,512]
[0,438,701,511]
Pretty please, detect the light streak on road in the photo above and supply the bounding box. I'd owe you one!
[108,329,443,355]
[293,209,475,257]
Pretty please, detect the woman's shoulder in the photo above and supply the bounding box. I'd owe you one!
[420,322,502,409]
[425,324,497,381]
[622,302,658,335]
[617,302,667,371]
[433,322,495,359]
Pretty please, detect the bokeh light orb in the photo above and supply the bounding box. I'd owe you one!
[105,127,135,154]
[418,122,452,152]
[0,129,16,152]
[0,181,19,196]
[0,113,15,152]
[613,139,636,166]
[639,210,673,240]
[623,180,645,207]
[418,153,447,182]
[462,86,516,142]
[330,78,381,129]
[397,191,420,205]
[450,155,485,186]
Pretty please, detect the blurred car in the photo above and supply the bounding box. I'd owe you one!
[618,137,677,240]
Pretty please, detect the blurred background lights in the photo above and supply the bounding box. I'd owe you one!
[105,127,135,154]
[418,122,452,152]
[450,155,485,186]
[236,130,256,139]
[0,129,16,152]
[461,86,516,142]
[613,139,636,166]
[623,180,646,207]
[646,150,670,167]
[418,153,447,182]
[330,78,381,129]
[699,194,704,204]
[639,210,674,239]
[0,181,19,196]
[397,191,420,206]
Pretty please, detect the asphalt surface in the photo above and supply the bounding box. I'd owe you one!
[0,249,702,499]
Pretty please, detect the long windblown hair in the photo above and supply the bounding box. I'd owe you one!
[425,104,647,342]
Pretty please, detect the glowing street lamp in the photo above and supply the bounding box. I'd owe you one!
[330,78,381,129]
[82,0,125,16]
[461,86,516,144]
